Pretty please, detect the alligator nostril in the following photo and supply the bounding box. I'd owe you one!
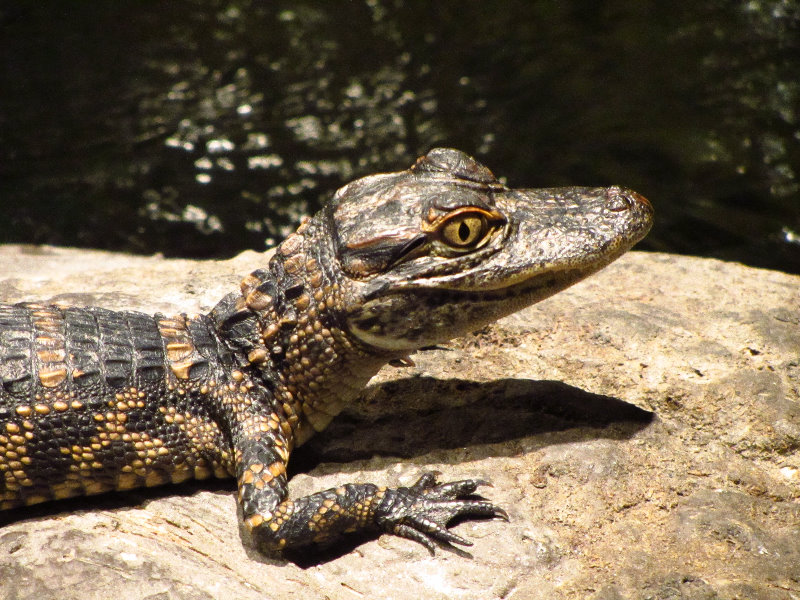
[606,188,652,213]
[607,188,633,212]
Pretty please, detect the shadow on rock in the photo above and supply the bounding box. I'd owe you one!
[0,477,233,527]
[292,377,654,473]
[276,377,653,567]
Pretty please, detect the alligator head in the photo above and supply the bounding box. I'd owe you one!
[329,148,653,351]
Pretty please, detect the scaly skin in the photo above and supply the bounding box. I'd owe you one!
[0,148,653,555]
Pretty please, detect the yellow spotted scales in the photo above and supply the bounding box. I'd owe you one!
[0,149,652,554]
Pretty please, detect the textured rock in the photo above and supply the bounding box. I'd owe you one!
[0,245,798,600]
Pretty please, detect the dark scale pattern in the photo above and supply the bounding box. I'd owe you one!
[0,149,653,555]
[0,305,235,507]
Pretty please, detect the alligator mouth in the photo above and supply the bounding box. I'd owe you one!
[416,233,636,297]
[503,258,616,300]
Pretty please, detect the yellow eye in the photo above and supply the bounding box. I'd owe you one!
[422,207,504,252]
[440,214,488,248]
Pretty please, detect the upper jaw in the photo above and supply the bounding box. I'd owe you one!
[368,185,653,295]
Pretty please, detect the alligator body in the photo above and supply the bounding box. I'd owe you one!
[0,149,653,554]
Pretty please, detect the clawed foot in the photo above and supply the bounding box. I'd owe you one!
[377,472,508,554]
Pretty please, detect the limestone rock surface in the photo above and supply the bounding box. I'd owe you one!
[0,245,798,600]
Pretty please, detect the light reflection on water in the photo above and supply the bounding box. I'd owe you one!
[0,1,798,272]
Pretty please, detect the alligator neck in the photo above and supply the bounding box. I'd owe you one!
[210,216,390,446]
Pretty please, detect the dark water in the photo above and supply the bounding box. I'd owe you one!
[1,1,799,273]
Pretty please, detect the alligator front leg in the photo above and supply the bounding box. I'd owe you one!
[247,474,508,555]
[233,417,507,554]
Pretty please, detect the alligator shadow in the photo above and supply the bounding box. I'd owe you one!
[291,376,654,474]
[280,376,653,565]
[0,476,233,527]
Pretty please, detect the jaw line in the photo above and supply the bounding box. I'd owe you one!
[400,247,625,296]
[349,263,595,354]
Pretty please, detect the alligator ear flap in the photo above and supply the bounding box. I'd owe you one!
[339,232,428,278]
[411,148,497,184]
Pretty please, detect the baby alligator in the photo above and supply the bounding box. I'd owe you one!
[0,148,652,555]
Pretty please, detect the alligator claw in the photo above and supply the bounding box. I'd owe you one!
[377,472,507,553]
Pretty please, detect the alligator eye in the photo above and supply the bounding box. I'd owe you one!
[423,206,504,252]
[440,213,488,248]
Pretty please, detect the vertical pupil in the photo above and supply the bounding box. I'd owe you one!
[458,221,470,242]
